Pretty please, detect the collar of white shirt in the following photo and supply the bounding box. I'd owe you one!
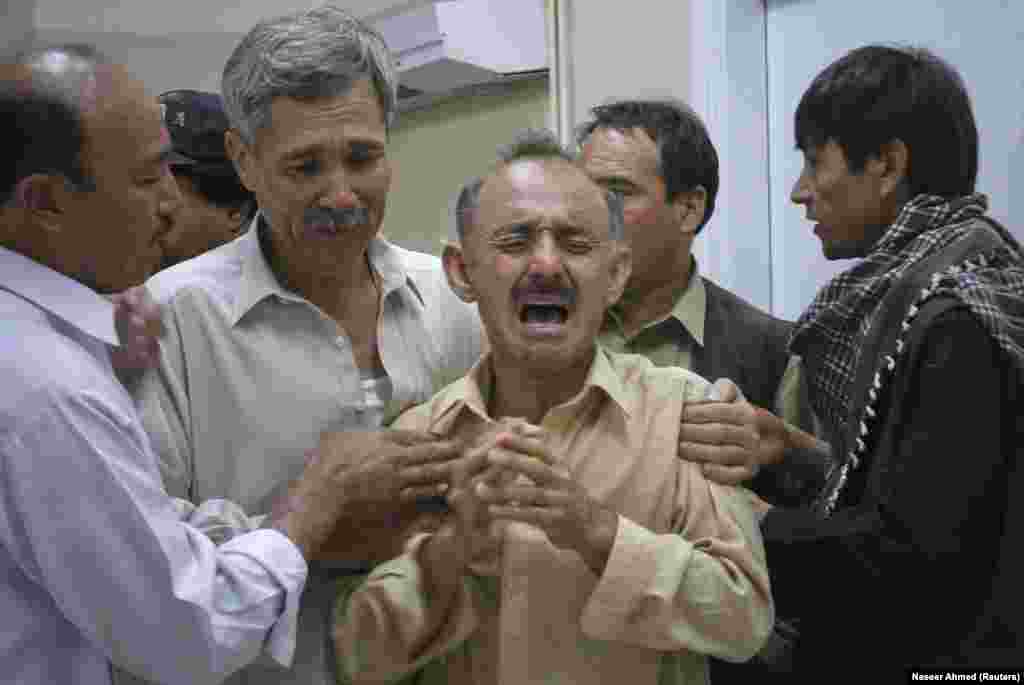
[229,214,426,326]
[0,245,119,347]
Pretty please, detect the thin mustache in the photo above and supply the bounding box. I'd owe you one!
[303,206,370,229]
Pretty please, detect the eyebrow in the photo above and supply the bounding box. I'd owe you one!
[494,221,535,235]
[280,139,384,162]
[280,143,321,162]
[493,220,595,236]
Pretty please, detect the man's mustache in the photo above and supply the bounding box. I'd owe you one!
[303,206,370,229]
[511,275,576,307]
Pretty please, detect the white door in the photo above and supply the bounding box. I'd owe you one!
[765,0,1024,321]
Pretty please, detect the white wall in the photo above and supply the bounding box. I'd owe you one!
[563,0,774,312]
[1,0,37,58]
[563,1,690,131]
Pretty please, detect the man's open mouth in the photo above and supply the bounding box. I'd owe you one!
[520,303,569,325]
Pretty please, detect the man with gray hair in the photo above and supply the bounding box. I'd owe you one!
[133,5,483,684]
[330,129,772,685]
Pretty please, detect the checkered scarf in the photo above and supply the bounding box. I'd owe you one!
[789,193,1024,438]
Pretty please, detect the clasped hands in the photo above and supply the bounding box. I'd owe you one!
[275,421,617,576]
[431,421,618,579]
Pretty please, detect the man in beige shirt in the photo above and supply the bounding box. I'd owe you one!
[330,129,773,685]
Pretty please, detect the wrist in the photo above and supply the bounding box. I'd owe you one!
[263,511,311,557]
[263,485,333,559]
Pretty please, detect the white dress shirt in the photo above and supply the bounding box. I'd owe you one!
[133,220,484,685]
[0,246,307,685]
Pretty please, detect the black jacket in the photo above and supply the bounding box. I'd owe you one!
[763,300,1022,676]
[692,277,792,412]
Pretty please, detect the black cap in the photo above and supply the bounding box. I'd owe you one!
[158,89,236,177]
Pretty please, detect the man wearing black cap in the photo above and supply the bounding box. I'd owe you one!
[159,89,255,268]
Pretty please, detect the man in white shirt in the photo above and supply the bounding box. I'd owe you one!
[0,44,453,685]
[132,5,484,684]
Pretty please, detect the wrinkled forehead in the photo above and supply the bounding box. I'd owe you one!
[582,126,660,174]
[478,159,610,229]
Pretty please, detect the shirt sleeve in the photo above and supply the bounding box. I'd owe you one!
[133,302,196,502]
[332,533,480,684]
[171,497,265,544]
[579,465,774,662]
[0,386,307,685]
[135,303,267,538]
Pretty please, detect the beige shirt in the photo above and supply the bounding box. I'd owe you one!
[131,221,484,685]
[333,348,774,685]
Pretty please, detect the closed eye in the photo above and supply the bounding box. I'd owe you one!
[349,150,381,166]
[563,237,597,254]
[493,237,530,253]
[289,159,321,177]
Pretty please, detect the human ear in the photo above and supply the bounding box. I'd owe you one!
[672,185,707,237]
[225,130,259,195]
[605,242,633,307]
[14,174,67,232]
[872,139,910,200]
[442,243,477,303]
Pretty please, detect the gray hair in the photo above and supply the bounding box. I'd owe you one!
[453,128,624,243]
[221,4,398,144]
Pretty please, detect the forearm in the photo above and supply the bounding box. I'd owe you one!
[2,413,307,684]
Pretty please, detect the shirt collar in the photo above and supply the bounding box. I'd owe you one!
[606,255,706,346]
[669,256,706,346]
[0,245,119,347]
[230,213,425,326]
[368,234,425,306]
[426,345,632,434]
[230,215,298,325]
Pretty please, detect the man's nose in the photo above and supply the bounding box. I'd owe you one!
[157,172,182,226]
[527,231,563,275]
[321,169,359,208]
[791,170,811,205]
